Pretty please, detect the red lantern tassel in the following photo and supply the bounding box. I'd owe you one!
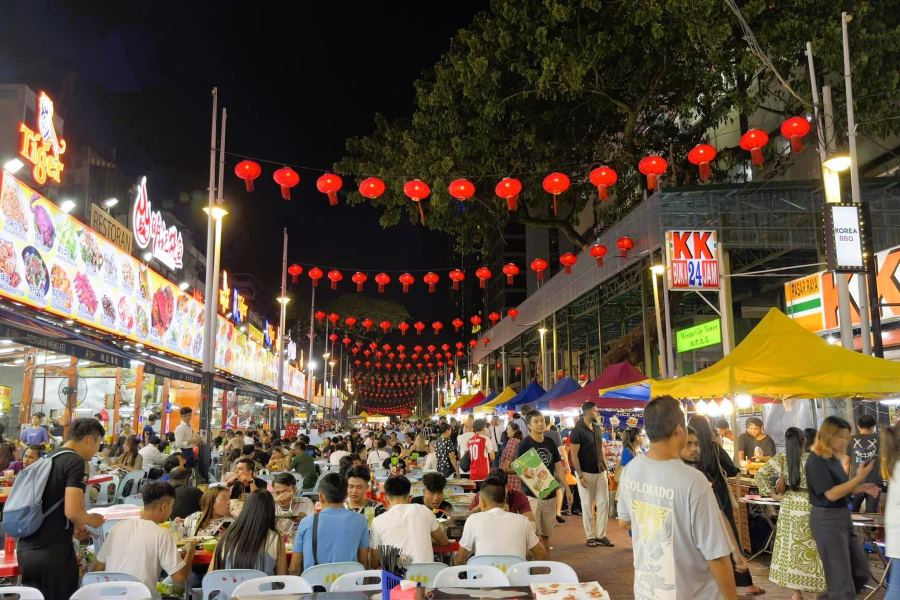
[598,185,608,201]
[378,283,385,293]
[553,195,559,216]
[646,174,658,191]
[506,195,518,212]
[402,283,410,293]
[479,279,486,289]
[452,280,460,291]
[311,279,318,287]
[280,186,291,201]
[564,264,572,274]
[699,161,711,181]
[328,191,338,206]
[791,136,804,154]
[245,180,254,192]
[537,272,544,284]
[506,274,514,285]
[290,274,299,284]
[751,148,764,166]
[428,282,436,293]
[356,281,364,292]
[595,256,604,267]
[330,280,338,290]
[416,203,425,225]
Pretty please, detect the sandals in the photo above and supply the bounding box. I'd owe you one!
[586,539,600,547]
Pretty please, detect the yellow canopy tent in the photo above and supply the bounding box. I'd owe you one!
[652,308,900,399]
[358,411,369,418]
[445,393,476,413]
[476,387,518,411]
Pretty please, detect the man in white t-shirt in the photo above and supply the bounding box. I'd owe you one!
[174,407,199,467]
[370,475,450,565]
[367,439,391,468]
[138,435,167,471]
[455,474,546,563]
[95,481,193,599]
[617,396,736,600]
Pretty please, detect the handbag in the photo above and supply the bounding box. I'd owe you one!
[715,445,739,509]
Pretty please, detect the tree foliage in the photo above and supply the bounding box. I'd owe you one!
[335,0,900,254]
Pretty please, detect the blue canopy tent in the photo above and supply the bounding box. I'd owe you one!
[498,380,546,411]
[533,377,582,410]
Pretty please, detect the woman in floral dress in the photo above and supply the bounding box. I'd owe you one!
[755,427,826,599]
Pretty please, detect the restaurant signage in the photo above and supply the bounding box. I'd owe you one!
[218,271,248,324]
[785,244,900,332]
[90,204,133,253]
[675,319,722,353]
[131,176,183,271]
[18,92,67,186]
[825,204,865,272]
[665,230,720,290]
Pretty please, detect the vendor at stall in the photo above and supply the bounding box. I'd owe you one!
[737,417,776,463]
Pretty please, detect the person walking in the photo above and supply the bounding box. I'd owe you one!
[568,402,613,548]
[174,407,198,469]
[881,424,900,599]
[617,397,737,600]
[807,416,879,598]
[754,428,826,599]
[516,410,566,553]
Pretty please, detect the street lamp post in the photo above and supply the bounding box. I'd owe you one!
[650,264,668,377]
[275,228,289,436]
[538,326,548,387]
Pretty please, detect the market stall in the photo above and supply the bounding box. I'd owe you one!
[532,376,580,411]
[473,386,517,412]
[550,361,648,411]
[497,380,545,412]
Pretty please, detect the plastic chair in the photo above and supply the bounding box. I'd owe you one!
[300,561,365,592]
[445,485,464,494]
[330,570,386,592]
[467,554,525,573]
[201,569,267,600]
[82,572,141,586]
[114,471,145,503]
[231,576,312,596]
[0,586,44,599]
[94,474,121,506]
[88,519,118,556]
[405,562,449,588]
[432,565,510,588]
[70,581,153,599]
[507,561,579,585]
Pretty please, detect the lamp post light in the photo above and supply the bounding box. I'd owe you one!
[276,293,290,435]
[538,326,548,387]
[649,264,669,378]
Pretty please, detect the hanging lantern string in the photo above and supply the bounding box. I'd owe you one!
[286,258,531,276]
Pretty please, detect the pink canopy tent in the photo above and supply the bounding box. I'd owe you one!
[549,361,648,410]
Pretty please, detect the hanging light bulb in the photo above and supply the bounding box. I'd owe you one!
[720,399,734,416]
[735,393,753,410]
[695,400,708,415]
[707,400,722,417]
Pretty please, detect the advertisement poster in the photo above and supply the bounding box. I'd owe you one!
[665,230,720,290]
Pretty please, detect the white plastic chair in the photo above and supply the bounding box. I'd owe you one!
[432,565,510,588]
[231,575,312,596]
[114,471,145,503]
[93,474,121,506]
[0,586,44,599]
[82,572,141,586]
[330,570,386,592]
[405,562,448,588]
[507,561,579,585]
[70,581,152,599]
[301,561,365,592]
[201,569,267,600]
[467,554,525,573]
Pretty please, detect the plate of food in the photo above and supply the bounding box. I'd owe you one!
[151,286,174,337]
[22,246,49,296]
[74,272,98,315]
[50,264,72,309]
[80,232,103,273]
[121,263,135,291]
[0,177,27,238]
[31,203,55,250]
[56,219,78,261]
[136,306,149,338]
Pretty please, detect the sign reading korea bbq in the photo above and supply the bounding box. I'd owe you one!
[665,230,720,290]
[131,176,183,271]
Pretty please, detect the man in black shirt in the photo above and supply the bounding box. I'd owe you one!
[850,414,881,513]
[736,417,777,463]
[19,418,106,600]
[516,410,565,552]
[568,402,613,548]
[169,467,203,519]
[226,457,268,500]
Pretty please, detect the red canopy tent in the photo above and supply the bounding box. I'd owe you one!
[458,391,486,410]
[549,362,648,411]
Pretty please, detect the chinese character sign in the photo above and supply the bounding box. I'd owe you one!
[130,176,184,271]
[665,230,720,290]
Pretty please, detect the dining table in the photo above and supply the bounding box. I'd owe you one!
[737,495,780,560]
[232,587,538,600]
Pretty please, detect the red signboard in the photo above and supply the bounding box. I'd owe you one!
[665,230,720,290]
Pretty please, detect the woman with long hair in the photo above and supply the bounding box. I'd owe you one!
[181,486,233,537]
[755,427,825,599]
[882,425,900,599]
[686,414,764,595]
[119,435,143,472]
[620,427,644,467]
[499,422,524,493]
[803,428,817,453]
[808,416,879,597]
[210,489,286,575]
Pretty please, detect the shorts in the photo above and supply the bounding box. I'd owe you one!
[528,496,557,538]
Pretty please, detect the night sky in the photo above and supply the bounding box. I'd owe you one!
[0,0,484,326]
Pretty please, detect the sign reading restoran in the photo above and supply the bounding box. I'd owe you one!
[665,230,720,290]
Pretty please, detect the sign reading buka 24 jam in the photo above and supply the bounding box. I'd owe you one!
[665,230,720,290]
[18,92,67,186]
[131,176,183,271]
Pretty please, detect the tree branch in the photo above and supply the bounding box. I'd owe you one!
[512,208,588,247]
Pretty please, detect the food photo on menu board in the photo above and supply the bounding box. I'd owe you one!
[0,171,205,362]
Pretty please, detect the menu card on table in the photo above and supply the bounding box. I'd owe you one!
[530,582,610,600]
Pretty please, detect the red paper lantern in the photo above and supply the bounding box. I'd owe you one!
[328,313,340,326]
[740,129,769,166]
[342,336,352,346]
[344,316,357,328]
[455,341,464,350]
[414,321,426,335]
[398,273,415,293]
[495,177,522,212]
[488,312,500,325]
[287,263,303,283]
[452,318,464,332]
[449,269,465,290]
[781,117,810,154]
[398,321,410,335]
[316,172,343,206]
[379,320,392,334]
[559,252,577,274]
[374,272,391,293]
[469,339,478,349]
[359,177,386,200]
[327,269,343,289]
[508,308,519,321]
[470,315,482,327]
[616,236,635,257]
[687,144,717,181]
[482,337,490,347]
[588,166,617,200]
[530,258,548,283]
[314,310,326,322]
[448,178,475,201]
[475,267,492,289]
[432,321,444,335]
[589,243,608,266]
[273,167,300,200]
[423,272,439,293]
[542,172,570,216]
[351,271,368,292]
[361,318,374,331]
[308,266,323,287]
[502,262,520,285]
[234,160,261,192]
[329,333,338,343]
[638,156,668,191]
[403,179,431,225]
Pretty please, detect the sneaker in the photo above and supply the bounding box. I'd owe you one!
[555,515,566,524]
[586,538,600,547]
[596,537,615,547]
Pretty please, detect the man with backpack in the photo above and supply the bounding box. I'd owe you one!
[14,418,105,600]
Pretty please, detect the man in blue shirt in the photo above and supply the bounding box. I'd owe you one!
[290,472,369,574]
[20,413,49,446]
